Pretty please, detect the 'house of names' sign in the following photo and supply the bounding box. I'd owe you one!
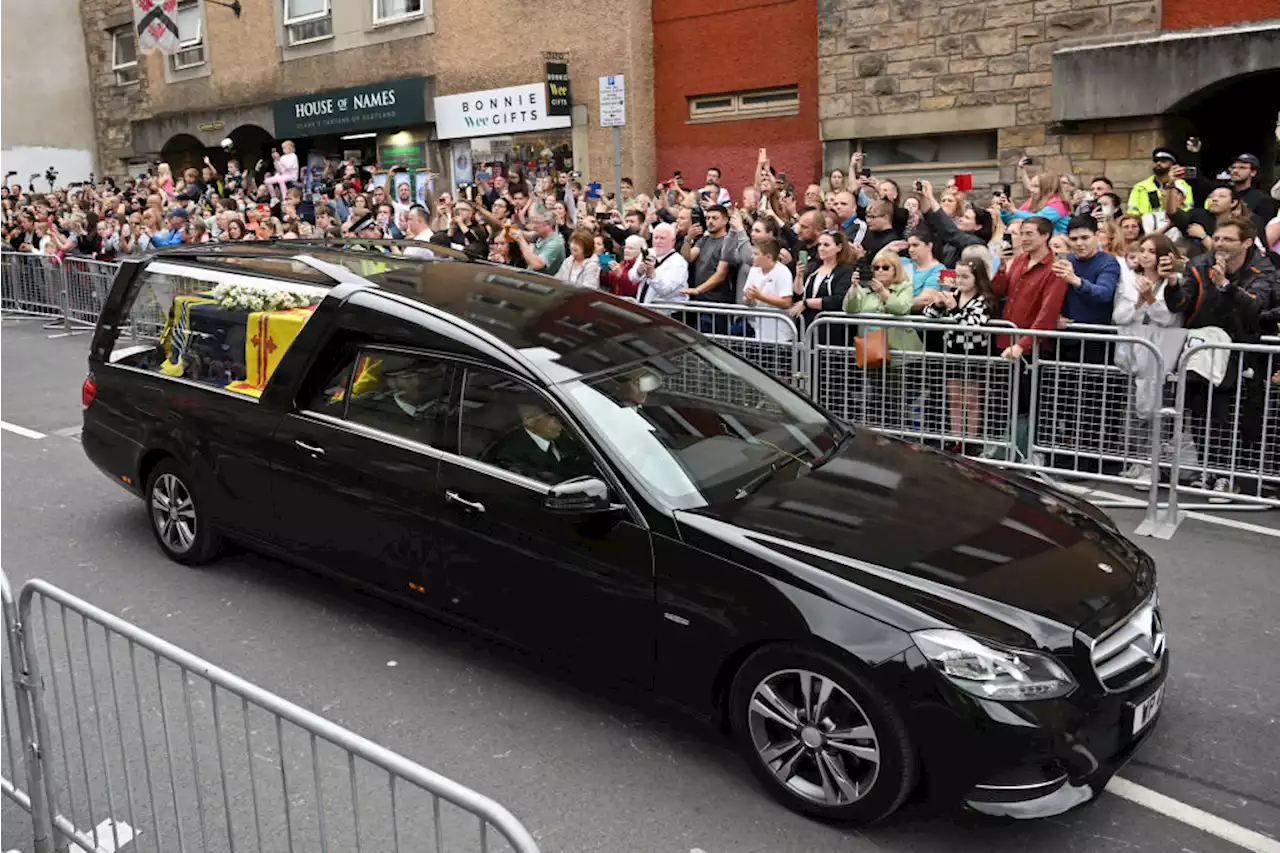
[273,77,428,138]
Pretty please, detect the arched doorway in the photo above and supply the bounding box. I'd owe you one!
[160,133,207,176]
[1169,69,1280,187]
[225,124,275,175]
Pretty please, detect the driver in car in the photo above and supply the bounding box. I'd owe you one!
[492,403,592,484]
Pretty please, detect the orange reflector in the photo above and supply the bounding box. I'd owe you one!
[122,476,133,485]
[408,582,425,593]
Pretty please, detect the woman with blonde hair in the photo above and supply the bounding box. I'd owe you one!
[843,249,923,427]
[156,163,175,196]
[1001,168,1070,233]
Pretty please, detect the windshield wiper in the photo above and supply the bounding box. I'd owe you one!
[811,425,855,470]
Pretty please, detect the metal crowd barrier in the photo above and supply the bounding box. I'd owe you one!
[1157,340,1280,535]
[1,570,541,853]
[648,300,807,387]
[61,257,121,331]
[0,251,65,322]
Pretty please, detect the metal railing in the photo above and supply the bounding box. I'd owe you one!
[1,570,541,853]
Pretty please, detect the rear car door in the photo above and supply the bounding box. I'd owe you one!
[269,345,454,598]
[434,365,656,686]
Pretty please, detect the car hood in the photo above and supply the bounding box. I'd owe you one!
[675,431,1155,649]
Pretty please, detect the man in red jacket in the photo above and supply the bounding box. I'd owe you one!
[992,216,1068,359]
[989,216,1068,463]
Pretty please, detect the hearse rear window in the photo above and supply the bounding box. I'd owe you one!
[110,260,328,398]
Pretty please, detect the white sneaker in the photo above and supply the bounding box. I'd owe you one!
[1209,477,1238,504]
[1121,463,1152,490]
[1189,474,1211,491]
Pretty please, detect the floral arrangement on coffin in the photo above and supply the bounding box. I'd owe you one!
[208,283,318,313]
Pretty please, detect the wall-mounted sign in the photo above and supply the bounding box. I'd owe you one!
[198,120,225,132]
[434,83,572,140]
[273,77,427,139]
[378,141,428,170]
[546,62,572,117]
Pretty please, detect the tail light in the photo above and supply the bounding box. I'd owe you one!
[82,372,97,409]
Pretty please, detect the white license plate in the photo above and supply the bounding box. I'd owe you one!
[1131,684,1165,735]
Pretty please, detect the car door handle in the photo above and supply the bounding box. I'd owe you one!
[445,490,485,513]
[294,440,325,458]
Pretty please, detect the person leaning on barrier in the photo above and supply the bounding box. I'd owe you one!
[1163,215,1271,497]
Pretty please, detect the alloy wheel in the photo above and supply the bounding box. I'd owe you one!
[151,472,197,554]
[747,668,881,807]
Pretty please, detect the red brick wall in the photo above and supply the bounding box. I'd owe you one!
[1162,0,1280,29]
[652,0,819,199]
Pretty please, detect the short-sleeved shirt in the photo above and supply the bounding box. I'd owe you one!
[904,260,943,297]
[534,231,566,276]
[692,233,732,302]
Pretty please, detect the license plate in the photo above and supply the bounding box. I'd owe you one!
[1130,684,1165,735]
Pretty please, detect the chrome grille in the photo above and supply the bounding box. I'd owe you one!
[1090,599,1165,692]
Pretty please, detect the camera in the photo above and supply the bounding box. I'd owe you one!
[913,181,923,192]
[45,166,59,186]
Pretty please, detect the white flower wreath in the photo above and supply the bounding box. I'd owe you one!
[209,283,317,312]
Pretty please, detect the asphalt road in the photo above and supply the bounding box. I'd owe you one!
[2,321,1278,853]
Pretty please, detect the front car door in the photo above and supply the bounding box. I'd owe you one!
[434,364,656,685]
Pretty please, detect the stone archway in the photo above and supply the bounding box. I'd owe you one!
[160,133,207,176]
[1168,69,1280,186]
[225,124,275,174]
[1052,22,1280,122]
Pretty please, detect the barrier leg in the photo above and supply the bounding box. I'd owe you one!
[2,573,56,853]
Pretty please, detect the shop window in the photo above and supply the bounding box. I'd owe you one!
[111,28,138,86]
[688,87,799,122]
[373,0,423,25]
[284,0,333,45]
[171,1,205,71]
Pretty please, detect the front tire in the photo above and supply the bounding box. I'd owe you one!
[729,644,917,825]
[146,459,220,565]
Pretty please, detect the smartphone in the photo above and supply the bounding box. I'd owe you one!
[938,269,957,291]
[913,181,923,192]
[1019,156,1033,167]
[597,252,615,269]
[1001,232,1014,248]
[860,168,872,178]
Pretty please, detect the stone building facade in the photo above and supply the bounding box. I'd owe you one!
[77,0,655,190]
[816,0,1280,201]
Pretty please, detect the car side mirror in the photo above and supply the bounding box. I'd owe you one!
[545,475,614,513]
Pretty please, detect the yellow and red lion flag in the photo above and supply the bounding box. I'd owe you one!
[225,306,315,398]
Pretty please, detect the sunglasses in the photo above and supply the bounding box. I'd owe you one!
[872,264,892,271]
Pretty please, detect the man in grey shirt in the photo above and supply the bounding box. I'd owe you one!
[515,210,566,275]
[680,205,736,304]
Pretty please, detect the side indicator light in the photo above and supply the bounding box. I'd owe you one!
[122,475,133,485]
[408,582,425,593]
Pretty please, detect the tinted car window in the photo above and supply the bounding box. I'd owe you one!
[343,352,451,447]
[458,368,596,486]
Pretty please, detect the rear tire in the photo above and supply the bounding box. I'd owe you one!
[145,459,221,565]
[729,643,917,825]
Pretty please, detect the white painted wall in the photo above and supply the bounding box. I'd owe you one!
[1,0,98,183]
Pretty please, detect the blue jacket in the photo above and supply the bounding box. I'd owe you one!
[1063,251,1119,324]
[149,229,184,248]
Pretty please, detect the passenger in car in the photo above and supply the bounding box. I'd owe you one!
[491,403,591,484]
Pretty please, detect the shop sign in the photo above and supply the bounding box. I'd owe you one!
[434,83,572,141]
[546,62,572,117]
[198,120,225,132]
[378,141,428,170]
[274,77,427,138]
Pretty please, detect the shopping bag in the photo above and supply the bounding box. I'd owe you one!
[855,328,889,369]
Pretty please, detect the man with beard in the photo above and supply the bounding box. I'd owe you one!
[1127,148,1194,216]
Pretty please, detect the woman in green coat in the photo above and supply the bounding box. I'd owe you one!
[842,249,924,429]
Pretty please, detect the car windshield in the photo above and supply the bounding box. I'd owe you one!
[561,344,842,509]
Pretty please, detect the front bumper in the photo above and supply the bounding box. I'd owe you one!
[882,644,1168,819]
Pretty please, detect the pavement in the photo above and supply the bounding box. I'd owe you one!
[2,320,1278,853]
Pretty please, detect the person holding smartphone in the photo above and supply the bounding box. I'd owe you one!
[1126,149,1194,216]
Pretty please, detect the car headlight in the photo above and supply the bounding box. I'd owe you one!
[912,629,1076,701]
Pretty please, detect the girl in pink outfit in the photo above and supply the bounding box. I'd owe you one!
[264,140,299,198]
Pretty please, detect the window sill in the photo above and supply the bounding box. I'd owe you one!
[371,11,424,28]
[685,109,799,125]
[113,79,140,88]
[286,33,335,47]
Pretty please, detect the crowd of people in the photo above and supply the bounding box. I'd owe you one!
[5,143,1280,495]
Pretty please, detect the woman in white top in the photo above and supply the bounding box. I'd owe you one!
[264,140,300,199]
[1113,233,1183,487]
[742,236,795,343]
[555,229,600,289]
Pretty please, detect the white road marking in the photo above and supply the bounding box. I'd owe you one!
[1107,776,1280,853]
[68,818,136,853]
[0,420,45,439]
[1055,483,1280,540]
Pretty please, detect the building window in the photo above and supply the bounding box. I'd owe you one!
[859,133,998,170]
[284,0,333,45]
[688,87,799,122]
[171,1,205,71]
[373,0,423,25]
[111,28,138,85]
